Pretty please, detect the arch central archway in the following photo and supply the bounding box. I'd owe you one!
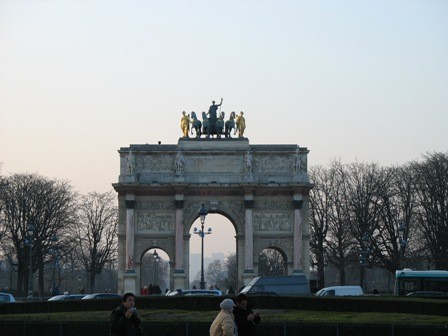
[188,213,237,291]
[114,138,313,294]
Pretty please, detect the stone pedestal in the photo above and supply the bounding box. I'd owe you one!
[242,270,256,286]
[173,270,187,290]
[123,270,137,294]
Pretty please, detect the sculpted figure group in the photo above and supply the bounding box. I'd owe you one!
[180,99,246,139]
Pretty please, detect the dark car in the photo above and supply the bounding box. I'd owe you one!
[81,293,122,300]
[0,293,16,303]
[48,294,85,301]
[406,291,448,298]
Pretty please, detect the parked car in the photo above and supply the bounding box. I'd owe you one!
[167,289,222,296]
[81,293,122,300]
[0,293,16,303]
[406,291,448,298]
[315,286,364,297]
[239,275,311,296]
[48,294,85,301]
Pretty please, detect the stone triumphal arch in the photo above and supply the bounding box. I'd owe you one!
[113,138,313,294]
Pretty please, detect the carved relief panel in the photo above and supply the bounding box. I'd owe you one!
[254,156,291,174]
[253,199,293,233]
[135,200,175,232]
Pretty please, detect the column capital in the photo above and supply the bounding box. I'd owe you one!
[125,200,135,209]
[293,200,303,209]
[174,200,184,209]
[244,200,254,209]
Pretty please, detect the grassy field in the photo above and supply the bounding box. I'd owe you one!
[1,309,448,326]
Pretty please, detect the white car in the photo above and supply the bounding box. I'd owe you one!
[0,293,16,303]
[315,285,364,297]
[81,293,122,300]
[167,289,222,296]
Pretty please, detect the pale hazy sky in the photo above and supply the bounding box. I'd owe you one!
[1,0,447,258]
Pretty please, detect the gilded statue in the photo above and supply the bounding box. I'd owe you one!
[180,111,190,138]
[236,111,246,138]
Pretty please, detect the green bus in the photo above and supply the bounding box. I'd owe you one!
[394,269,448,296]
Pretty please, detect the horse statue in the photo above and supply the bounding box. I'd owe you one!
[190,111,202,138]
[201,111,209,136]
[216,112,225,138]
[225,111,236,138]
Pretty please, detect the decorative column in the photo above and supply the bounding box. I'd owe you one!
[242,195,255,285]
[293,195,304,273]
[123,194,137,293]
[173,195,187,289]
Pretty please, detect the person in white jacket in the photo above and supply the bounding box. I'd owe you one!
[210,298,238,336]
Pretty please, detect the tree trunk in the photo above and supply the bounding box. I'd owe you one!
[89,273,96,293]
[38,260,44,296]
[339,265,346,285]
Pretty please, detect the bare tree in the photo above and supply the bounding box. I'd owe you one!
[339,162,393,288]
[258,248,286,276]
[224,252,237,291]
[412,152,448,269]
[0,173,77,296]
[326,161,356,285]
[373,165,419,274]
[140,252,169,291]
[74,191,118,293]
[205,259,226,289]
[309,165,332,288]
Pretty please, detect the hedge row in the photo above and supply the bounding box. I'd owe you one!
[0,295,447,317]
[1,321,448,336]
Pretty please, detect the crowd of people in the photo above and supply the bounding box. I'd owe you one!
[110,292,261,336]
[140,284,162,295]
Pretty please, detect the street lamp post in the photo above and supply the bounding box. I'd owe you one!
[152,249,160,285]
[50,234,58,295]
[359,233,370,293]
[193,204,211,289]
[26,223,36,299]
[397,221,407,270]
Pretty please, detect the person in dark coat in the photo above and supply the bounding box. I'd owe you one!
[110,292,142,336]
[233,293,261,336]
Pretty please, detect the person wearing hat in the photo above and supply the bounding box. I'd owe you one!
[209,298,238,336]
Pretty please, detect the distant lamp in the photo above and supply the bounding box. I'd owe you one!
[194,204,211,289]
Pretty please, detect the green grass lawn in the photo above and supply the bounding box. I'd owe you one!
[1,309,448,326]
